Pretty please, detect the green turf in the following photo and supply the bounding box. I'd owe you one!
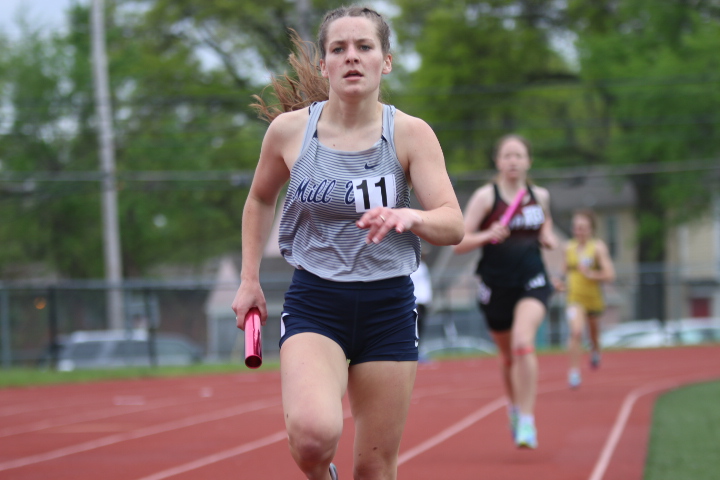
[645,380,720,480]
[0,360,279,388]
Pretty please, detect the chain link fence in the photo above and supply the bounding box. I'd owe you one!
[1,262,718,369]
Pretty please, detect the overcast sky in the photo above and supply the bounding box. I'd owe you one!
[0,0,78,39]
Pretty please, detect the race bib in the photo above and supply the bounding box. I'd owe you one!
[521,204,544,228]
[351,175,397,213]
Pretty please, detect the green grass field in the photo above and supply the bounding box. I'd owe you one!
[644,380,720,480]
[0,361,279,388]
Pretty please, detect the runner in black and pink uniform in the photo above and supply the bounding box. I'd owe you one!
[454,134,557,449]
[476,184,553,332]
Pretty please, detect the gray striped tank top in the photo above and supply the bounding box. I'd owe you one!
[278,101,420,282]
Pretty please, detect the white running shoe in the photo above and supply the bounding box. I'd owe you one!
[568,369,582,389]
[515,417,538,449]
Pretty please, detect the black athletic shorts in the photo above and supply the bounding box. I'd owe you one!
[280,269,419,365]
[477,272,553,333]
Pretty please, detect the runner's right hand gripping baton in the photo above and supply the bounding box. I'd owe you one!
[500,188,526,226]
[244,308,262,369]
[491,188,526,244]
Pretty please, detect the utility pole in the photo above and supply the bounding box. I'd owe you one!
[295,0,312,42]
[91,0,125,330]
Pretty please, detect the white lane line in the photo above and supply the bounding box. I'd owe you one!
[398,396,507,465]
[129,358,720,479]
[133,413,353,480]
[2,382,392,435]
[131,381,478,479]
[135,431,289,480]
[0,398,281,473]
[397,381,571,466]
[587,380,678,480]
[0,397,110,417]
[0,396,216,438]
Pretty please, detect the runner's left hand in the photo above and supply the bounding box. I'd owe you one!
[356,207,422,244]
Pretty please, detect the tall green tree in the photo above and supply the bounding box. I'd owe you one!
[389,0,591,171]
[1,0,373,280]
[0,0,362,280]
[0,24,98,277]
[0,1,264,278]
[132,0,348,83]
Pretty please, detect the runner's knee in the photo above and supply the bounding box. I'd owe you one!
[568,327,583,342]
[286,416,342,464]
[513,344,535,356]
[353,450,396,480]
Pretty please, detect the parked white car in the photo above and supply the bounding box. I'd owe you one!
[57,330,203,371]
[601,319,720,349]
[600,320,669,348]
[670,319,720,346]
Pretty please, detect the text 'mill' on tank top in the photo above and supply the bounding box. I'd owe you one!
[278,101,420,282]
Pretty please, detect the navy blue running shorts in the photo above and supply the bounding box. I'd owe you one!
[280,269,419,365]
[477,272,553,333]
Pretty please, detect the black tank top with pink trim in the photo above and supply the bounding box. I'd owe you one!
[475,183,547,287]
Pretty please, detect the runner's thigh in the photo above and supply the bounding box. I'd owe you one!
[347,361,417,469]
[281,332,349,439]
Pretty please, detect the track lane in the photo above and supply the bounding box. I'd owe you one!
[1,346,718,479]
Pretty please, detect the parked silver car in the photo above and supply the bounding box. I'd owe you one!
[57,330,203,371]
[600,319,720,349]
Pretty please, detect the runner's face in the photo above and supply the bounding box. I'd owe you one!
[572,214,593,241]
[319,16,392,99]
[495,138,530,180]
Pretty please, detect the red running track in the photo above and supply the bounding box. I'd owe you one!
[1,345,719,479]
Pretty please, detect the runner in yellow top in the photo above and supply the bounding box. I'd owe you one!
[555,209,615,388]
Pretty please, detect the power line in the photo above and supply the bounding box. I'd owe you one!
[451,159,720,183]
[1,159,718,187]
[0,170,255,184]
[2,113,718,141]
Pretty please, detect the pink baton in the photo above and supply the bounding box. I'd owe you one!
[491,188,526,243]
[500,188,527,226]
[244,308,263,369]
